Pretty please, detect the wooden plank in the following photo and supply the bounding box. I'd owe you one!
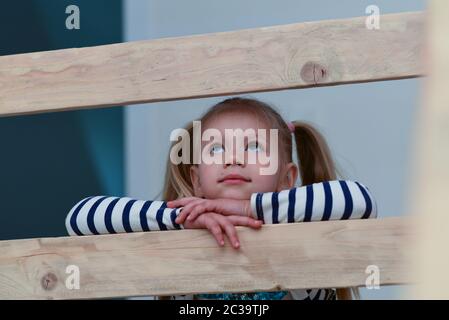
[0,12,424,117]
[408,1,449,299]
[0,217,413,300]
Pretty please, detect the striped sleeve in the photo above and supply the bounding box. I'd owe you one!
[249,180,377,224]
[65,196,184,236]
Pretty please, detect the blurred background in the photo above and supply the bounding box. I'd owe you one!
[0,0,124,241]
[0,0,425,299]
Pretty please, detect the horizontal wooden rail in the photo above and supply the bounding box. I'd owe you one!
[0,12,424,117]
[0,217,413,299]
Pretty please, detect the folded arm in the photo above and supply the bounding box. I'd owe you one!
[66,180,377,236]
[249,180,377,224]
[65,196,183,236]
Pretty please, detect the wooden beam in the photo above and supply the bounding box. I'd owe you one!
[0,217,412,299]
[0,12,424,117]
[408,0,449,299]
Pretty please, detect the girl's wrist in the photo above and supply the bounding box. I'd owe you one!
[243,200,252,218]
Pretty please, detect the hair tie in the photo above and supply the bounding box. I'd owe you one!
[287,122,295,133]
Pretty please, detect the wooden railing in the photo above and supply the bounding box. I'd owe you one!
[0,218,412,299]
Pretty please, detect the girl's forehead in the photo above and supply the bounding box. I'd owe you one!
[203,112,270,131]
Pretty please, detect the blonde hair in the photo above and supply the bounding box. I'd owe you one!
[161,96,359,300]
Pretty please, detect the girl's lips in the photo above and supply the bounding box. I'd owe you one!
[218,174,251,184]
[220,178,249,185]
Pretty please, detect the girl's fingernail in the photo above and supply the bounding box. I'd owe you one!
[220,240,225,246]
[235,241,240,247]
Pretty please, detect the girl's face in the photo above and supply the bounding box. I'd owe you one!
[190,112,298,200]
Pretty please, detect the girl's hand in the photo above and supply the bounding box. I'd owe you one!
[183,212,262,249]
[167,198,253,224]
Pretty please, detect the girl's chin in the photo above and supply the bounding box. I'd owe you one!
[215,189,252,200]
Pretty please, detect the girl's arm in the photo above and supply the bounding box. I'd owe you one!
[249,180,377,224]
[65,196,183,236]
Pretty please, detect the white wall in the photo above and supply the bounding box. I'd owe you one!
[124,0,426,299]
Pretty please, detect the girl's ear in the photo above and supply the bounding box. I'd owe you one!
[190,165,204,197]
[277,162,298,191]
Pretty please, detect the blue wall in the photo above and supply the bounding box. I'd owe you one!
[0,0,123,240]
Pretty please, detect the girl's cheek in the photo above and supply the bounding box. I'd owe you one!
[251,175,277,191]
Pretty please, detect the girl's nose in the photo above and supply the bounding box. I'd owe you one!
[224,151,245,167]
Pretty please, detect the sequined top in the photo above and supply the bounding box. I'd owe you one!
[168,288,337,300]
[196,291,289,300]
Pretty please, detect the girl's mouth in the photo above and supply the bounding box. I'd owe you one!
[218,174,251,184]
[221,178,249,185]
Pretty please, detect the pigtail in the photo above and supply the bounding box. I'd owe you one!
[291,121,337,185]
[162,122,195,201]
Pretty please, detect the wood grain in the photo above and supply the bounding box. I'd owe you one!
[0,12,424,117]
[0,217,413,299]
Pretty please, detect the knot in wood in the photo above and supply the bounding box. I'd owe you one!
[41,272,58,291]
[300,61,328,84]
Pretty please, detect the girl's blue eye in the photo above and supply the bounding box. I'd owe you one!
[246,141,262,152]
[210,144,224,154]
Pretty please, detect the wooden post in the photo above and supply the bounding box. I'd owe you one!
[408,0,449,299]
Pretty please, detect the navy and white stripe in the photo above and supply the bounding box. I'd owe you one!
[65,196,183,236]
[250,180,377,224]
[67,180,376,236]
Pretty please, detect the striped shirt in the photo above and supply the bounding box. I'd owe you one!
[66,196,183,236]
[66,180,376,236]
[65,179,377,301]
[250,180,377,223]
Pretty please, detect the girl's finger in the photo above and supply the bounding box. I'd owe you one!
[227,216,263,229]
[203,216,225,246]
[186,199,238,220]
[206,199,248,217]
[167,197,201,208]
[187,203,212,221]
[175,199,205,224]
[215,215,240,249]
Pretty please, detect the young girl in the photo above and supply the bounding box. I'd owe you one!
[66,97,377,300]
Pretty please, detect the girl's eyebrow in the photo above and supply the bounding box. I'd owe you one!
[201,141,224,150]
[200,128,266,145]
